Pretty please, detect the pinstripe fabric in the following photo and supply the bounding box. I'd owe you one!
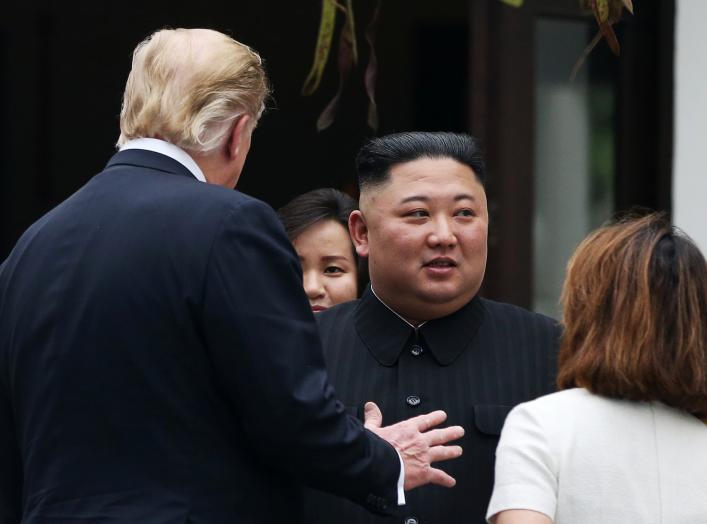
[303,287,560,524]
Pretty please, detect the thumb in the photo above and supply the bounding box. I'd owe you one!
[363,401,383,430]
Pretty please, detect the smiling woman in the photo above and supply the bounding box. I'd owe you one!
[278,188,365,312]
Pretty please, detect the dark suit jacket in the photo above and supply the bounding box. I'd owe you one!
[304,287,560,524]
[0,150,399,524]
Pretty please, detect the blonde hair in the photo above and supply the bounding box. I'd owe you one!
[117,28,269,153]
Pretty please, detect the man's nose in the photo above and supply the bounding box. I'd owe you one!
[427,217,458,248]
[303,271,325,299]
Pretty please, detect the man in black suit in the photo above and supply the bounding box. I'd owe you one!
[304,132,560,524]
[0,30,465,524]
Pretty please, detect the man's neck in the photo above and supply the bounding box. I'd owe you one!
[119,137,207,183]
[369,286,427,329]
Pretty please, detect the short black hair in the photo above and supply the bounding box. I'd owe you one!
[355,132,486,191]
[277,188,369,292]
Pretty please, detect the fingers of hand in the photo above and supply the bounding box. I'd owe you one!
[427,467,457,488]
[414,410,448,432]
[425,425,465,447]
[406,466,457,490]
[427,444,463,464]
[363,401,383,430]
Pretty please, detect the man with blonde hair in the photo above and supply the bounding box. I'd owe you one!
[0,29,463,524]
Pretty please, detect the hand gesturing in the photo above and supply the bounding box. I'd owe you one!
[364,401,464,490]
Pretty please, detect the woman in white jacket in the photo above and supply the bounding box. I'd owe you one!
[486,213,707,524]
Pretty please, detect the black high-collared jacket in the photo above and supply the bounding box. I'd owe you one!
[304,287,560,524]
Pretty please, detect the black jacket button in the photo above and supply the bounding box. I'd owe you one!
[406,395,421,407]
[410,344,424,356]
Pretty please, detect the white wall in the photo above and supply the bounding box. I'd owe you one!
[673,0,707,252]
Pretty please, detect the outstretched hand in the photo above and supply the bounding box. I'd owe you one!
[364,401,464,491]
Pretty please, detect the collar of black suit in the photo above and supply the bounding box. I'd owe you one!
[105,149,198,180]
[354,286,486,367]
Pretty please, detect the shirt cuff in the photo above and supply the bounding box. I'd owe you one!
[396,450,406,505]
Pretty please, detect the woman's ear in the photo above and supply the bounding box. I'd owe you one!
[348,210,370,258]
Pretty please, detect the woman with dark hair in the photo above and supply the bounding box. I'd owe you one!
[486,213,707,524]
[278,188,365,312]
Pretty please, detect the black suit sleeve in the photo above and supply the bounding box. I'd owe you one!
[0,258,21,524]
[0,380,21,524]
[200,199,399,512]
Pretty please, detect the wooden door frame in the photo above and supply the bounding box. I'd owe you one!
[468,0,674,309]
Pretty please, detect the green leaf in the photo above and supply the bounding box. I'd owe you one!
[596,0,610,23]
[302,0,338,96]
[344,0,358,65]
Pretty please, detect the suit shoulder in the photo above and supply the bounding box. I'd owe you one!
[479,297,559,331]
[314,300,360,362]
[315,300,358,333]
[181,187,283,238]
[98,158,278,227]
[191,185,274,216]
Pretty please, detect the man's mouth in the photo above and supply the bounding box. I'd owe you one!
[424,258,457,268]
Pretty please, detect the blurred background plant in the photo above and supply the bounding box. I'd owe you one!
[303,0,635,130]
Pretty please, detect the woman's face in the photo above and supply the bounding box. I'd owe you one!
[292,219,358,312]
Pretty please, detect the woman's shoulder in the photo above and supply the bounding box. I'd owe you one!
[509,388,645,428]
[514,387,595,413]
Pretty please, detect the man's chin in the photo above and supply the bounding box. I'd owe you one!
[416,287,475,307]
[415,280,463,299]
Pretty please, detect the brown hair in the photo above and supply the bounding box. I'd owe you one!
[557,213,707,419]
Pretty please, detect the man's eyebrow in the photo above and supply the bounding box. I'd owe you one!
[399,194,477,204]
[399,195,430,204]
[454,193,476,202]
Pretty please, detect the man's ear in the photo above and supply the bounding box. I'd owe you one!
[349,210,370,258]
[225,114,252,161]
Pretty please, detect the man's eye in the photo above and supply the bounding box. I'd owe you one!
[406,210,429,218]
[324,266,345,274]
[455,209,476,217]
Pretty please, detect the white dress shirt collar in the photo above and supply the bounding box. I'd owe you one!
[119,138,206,183]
